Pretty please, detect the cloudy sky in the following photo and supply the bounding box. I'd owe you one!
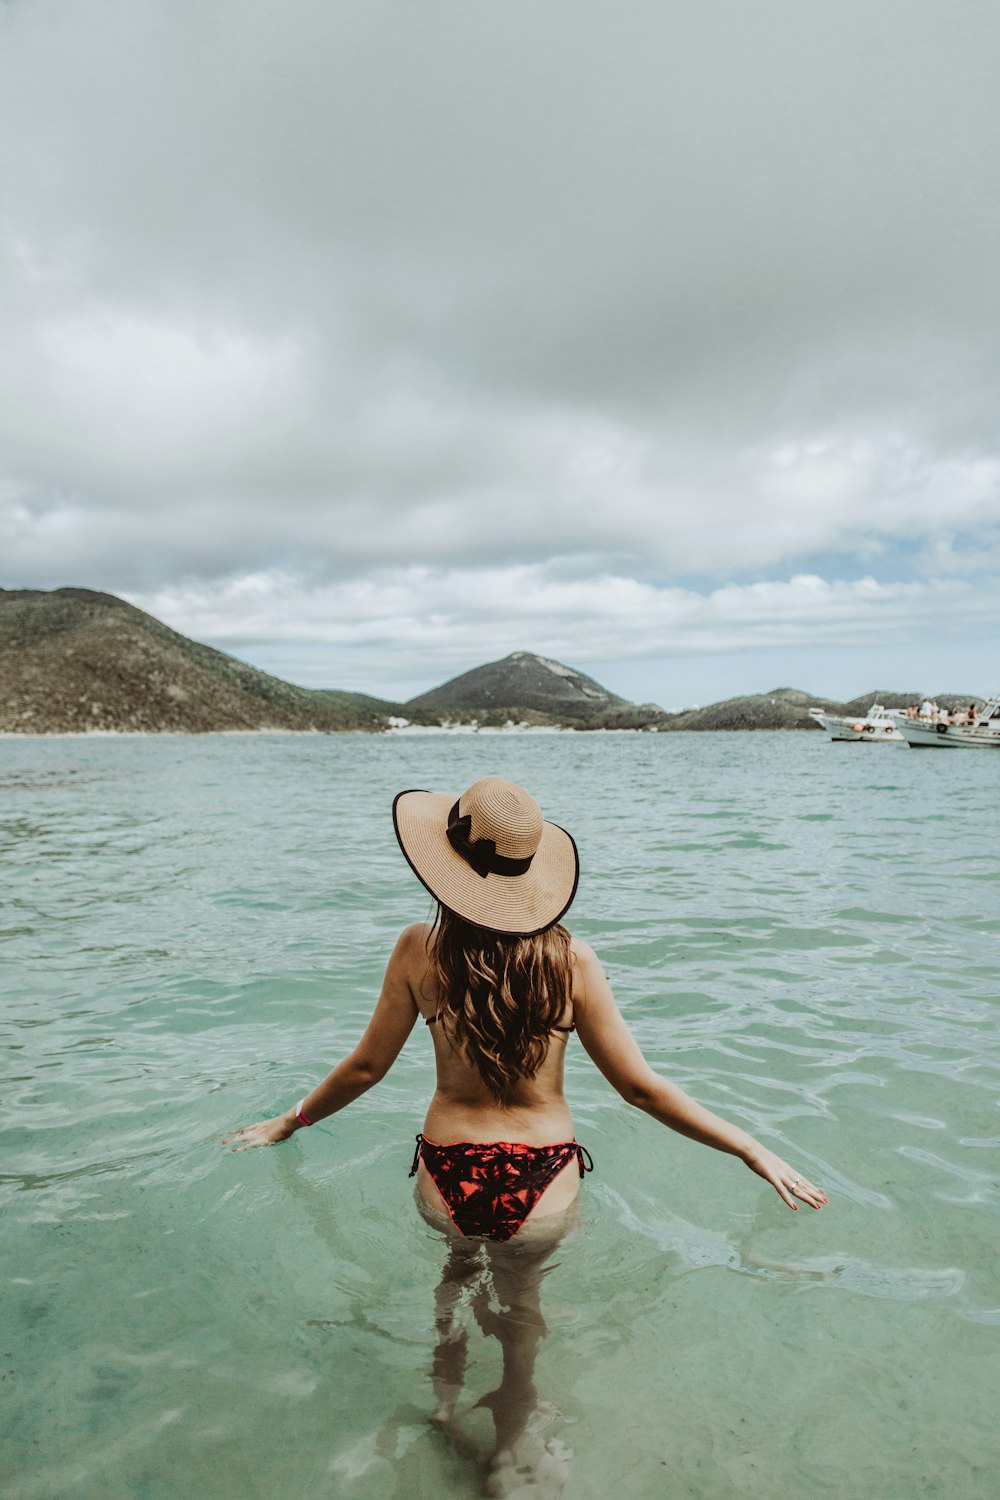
[2,0,999,706]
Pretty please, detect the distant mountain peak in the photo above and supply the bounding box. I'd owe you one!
[512,651,604,695]
[404,651,628,715]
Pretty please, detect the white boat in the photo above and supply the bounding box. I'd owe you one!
[810,703,904,742]
[891,697,1000,749]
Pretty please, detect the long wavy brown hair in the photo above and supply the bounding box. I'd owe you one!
[426,903,574,1103]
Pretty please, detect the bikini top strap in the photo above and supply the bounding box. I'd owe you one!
[425,1014,575,1033]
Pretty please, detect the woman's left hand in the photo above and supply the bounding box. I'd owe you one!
[222,1112,297,1151]
[743,1145,828,1210]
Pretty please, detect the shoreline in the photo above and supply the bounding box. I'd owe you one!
[0,724,818,739]
[0,724,612,738]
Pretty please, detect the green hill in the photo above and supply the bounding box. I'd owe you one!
[0,588,393,733]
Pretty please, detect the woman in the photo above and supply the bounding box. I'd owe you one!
[225,777,826,1482]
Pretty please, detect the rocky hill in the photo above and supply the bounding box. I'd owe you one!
[403,651,666,729]
[0,588,394,733]
[839,689,978,716]
[658,686,982,732]
[660,687,828,732]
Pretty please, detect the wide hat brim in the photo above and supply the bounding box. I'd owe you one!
[393,789,579,936]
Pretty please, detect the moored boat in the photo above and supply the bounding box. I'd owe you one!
[892,697,1000,749]
[810,703,904,742]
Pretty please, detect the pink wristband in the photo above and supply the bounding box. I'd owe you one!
[294,1097,314,1127]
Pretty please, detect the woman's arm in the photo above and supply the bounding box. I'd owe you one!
[572,941,827,1210]
[223,924,424,1151]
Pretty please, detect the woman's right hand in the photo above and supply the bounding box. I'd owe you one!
[222,1111,298,1151]
[743,1143,828,1210]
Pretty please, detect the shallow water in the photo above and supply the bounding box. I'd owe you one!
[2,731,999,1499]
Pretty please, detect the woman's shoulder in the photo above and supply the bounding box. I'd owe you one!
[387,924,434,999]
[394,921,434,955]
[568,933,599,965]
[568,934,602,994]
[567,935,612,1011]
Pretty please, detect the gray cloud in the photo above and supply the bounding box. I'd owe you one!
[1,0,999,687]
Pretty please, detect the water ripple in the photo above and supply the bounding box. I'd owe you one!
[4,732,1000,1498]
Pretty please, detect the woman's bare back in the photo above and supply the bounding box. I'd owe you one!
[404,922,584,1222]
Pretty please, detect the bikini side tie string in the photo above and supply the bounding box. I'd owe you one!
[410,1133,424,1177]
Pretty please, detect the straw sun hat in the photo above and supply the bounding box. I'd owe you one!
[392,776,579,936]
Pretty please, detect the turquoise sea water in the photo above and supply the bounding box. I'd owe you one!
[3,731,999,1499]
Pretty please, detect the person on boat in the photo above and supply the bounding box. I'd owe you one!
[224,777,827,1480]
[920,698,934,720]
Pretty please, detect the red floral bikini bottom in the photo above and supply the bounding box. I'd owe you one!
[410,1133,594,1242]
